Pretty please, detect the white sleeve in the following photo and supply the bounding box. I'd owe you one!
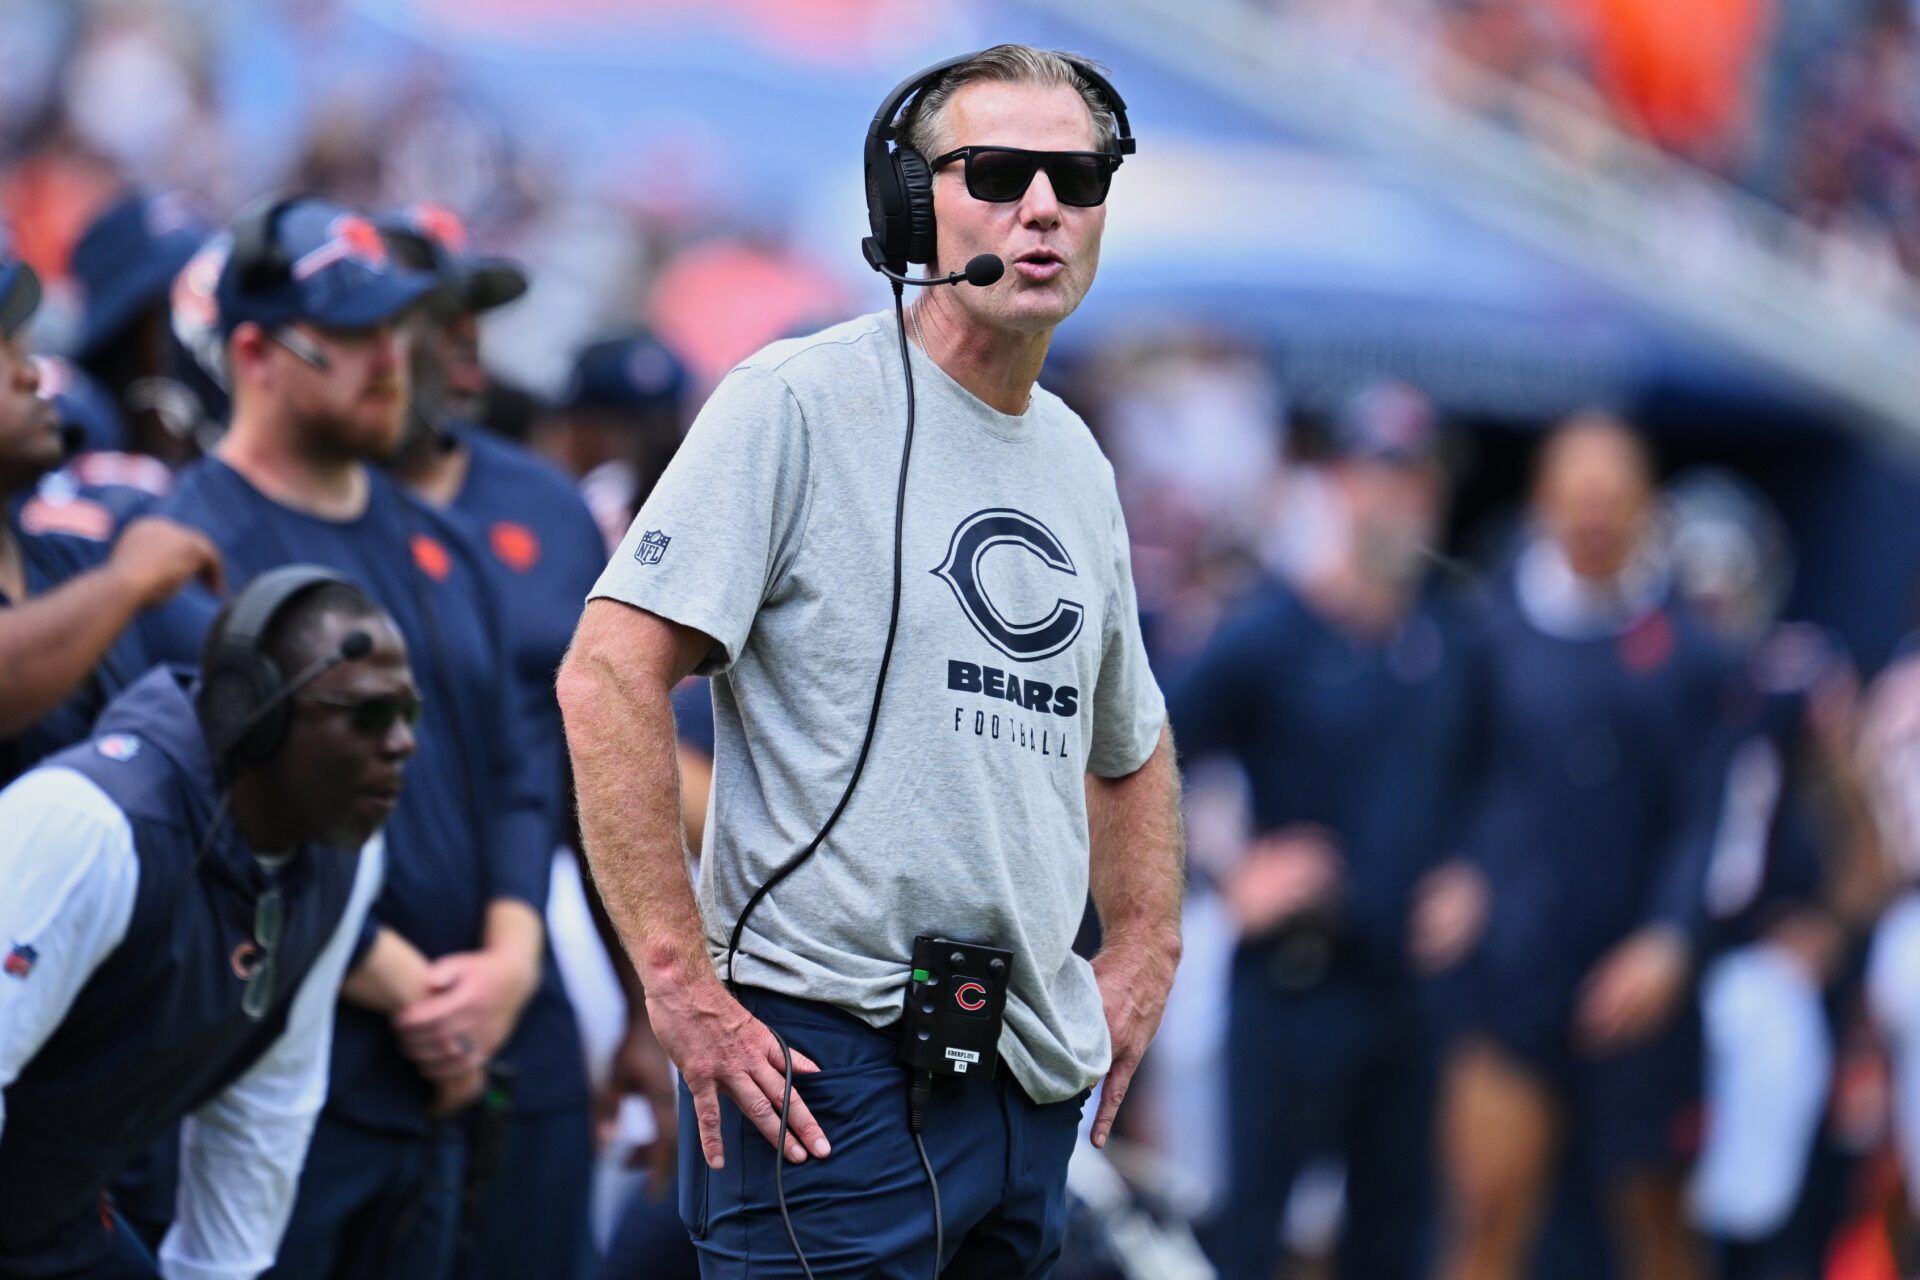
[159,835,385,1280]
[0,767,139,1144]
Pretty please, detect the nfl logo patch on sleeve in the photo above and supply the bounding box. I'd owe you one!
[5,943,37,978]
[96,734,141,762]
[635,530,671,565]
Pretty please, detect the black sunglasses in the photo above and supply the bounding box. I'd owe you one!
[301,689,424,737]
[242,888,283,1020]
[929,146,1121,208]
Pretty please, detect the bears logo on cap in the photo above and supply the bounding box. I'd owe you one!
[292,214,389,281]
[409,203,472,255]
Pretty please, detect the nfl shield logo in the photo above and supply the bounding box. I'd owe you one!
[5,944,36,978]
[635,530,671,565]
[96,734,141,762]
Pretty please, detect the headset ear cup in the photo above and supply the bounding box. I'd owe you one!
[235,656,290,766]
[865,153,901,259]
[895,147,937,266]
[199,657,289,769]
[195,669,254,762]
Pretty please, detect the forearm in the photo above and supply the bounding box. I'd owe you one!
[1824,741,1898,931]
[560,647,711,996]
[580,849,649,1016]
[482,897,545,997]
[0,565,147,736]
[341,927,432,1015]
[1086,724,1185,959]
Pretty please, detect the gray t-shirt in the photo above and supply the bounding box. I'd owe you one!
[590,311,1166,1103]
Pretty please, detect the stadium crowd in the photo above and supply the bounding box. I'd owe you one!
[9,6,1920,1280]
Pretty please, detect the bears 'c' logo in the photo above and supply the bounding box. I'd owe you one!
[952,980,990,1019]
[932,509,1084,663]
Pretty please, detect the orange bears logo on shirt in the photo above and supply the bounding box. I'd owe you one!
[1619,610,1675,674]
[411,533,452,582]
[489,521,541,573]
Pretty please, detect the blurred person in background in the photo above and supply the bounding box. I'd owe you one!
[1170,383,1477,1280]
[1852,572,1920,1269]
[1431,413,1729,1280]
[528,328,709,1280]
[378,201,605,1280]
[157,195,553,1280]
[0,570,401,1280]
[530,332,709,1273]
[0,241,222,789]
[555,329,708,1280]
[67,189,215,467]
[1666,470,1892,1280]
[533,332,691,555]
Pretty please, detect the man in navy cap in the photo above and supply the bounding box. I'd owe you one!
[376,202,606,1280]
[528,328,706,1280]
[156,195,553,1280]
[535,332,690,554]
[1173,383,1479,1280]
[0,568,405,1280]
[69,190,217,466]
[0,242,224,786]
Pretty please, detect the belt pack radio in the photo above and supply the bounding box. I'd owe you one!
[897,935,1014,1079]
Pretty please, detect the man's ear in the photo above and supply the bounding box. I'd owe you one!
[227,322,271,384]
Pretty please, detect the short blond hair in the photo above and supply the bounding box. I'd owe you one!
[900,45,1118,159]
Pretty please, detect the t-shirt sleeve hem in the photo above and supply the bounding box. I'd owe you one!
[583,584,745,676]
[1086,703,1167,779]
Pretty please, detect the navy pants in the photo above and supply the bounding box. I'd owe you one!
[0,1206,158,1280]
[1204,952,1434,1280]
[453,1105,595,1280]
[679,988,1087,1279]
[265,1114,465,1280]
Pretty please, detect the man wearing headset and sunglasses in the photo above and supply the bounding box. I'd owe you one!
[0,570,409,1279]
[565,45,1183,1278]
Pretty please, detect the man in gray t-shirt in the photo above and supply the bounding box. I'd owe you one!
[561,44,1184,1278]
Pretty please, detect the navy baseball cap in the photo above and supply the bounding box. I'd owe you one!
[0,243,41,339]
[1331,382,1438,464]
[33,356,129,454]
[70,190,209,359]
[562,333,689,413]
[375,203,527,315]
[213,196,441,340]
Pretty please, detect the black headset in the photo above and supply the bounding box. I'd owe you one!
[196,564,357,769]
[221,192,340,372]
[228,193,304,299]
[861,49,1135,275]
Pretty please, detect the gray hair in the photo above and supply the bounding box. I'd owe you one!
[900,45,1118,160]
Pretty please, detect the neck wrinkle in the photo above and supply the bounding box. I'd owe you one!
[911,293,1049,417]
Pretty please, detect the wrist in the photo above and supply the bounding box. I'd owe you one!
[481,940,540,1006]
[101,558,160,609]
[637,936,720,1003]
[1636,920,1694,968]
[1098,922,1183,965]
